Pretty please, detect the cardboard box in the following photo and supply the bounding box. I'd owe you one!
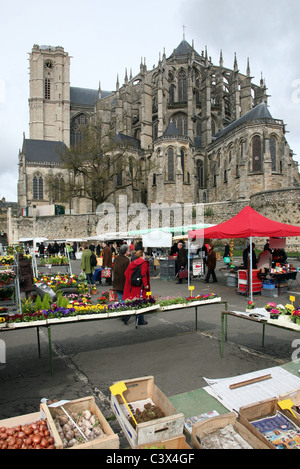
[41,396,119,449]
[190,412,268,449]
[239,397,300,449]
[0,411,62,449]
[111,376,185,448]
[279,388,300,420]
[136,434,191,449]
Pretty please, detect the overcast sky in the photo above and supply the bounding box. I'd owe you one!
[1,0,299,202]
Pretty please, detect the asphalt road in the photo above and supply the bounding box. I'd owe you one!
[1,259,300,447]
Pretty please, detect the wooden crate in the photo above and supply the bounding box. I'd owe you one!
[279,388,300,420]
[0,411,62,449]
[239,397,300,449]
[111,376,185,448]
[41,396,119,449]
[136,435,191,449]
[190,412,269,449]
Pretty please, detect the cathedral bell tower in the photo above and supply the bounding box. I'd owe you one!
[28,45,70,146]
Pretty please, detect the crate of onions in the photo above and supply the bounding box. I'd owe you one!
[0,412,62,449]
[41,396,119,449]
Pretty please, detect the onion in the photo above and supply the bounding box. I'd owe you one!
[40,438,49,448]
[32,434,42,445]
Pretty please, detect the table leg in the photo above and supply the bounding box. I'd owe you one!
[47,326,53,376]
[262,323,265,348]
[195,306,198,331]
[36,326,41,358]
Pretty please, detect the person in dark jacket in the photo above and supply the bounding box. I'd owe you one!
[19,253,34,298]
[113,244,130,302]
[113,244,130,324]
[176,242,188,284]
[102,241,112,285]
[205,244,217,283]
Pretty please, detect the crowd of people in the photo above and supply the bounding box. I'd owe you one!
[242,240,288,273]
[80,241,150,326]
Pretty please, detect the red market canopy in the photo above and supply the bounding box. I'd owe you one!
[188,206,300,240]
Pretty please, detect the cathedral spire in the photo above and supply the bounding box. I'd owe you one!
[116,74,119,91]
[234,52,238,72]
[219,49,223,68]
[246,57,251,77]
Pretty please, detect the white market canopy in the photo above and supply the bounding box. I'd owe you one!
[142,230,173,248]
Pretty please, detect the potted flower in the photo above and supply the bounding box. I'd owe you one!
[97,295,108,305]
[269,308,281,319]
[90,285,97,295]
[291,310,300,325]
[285,304,295,315]
[264,302,277,312]
[246,300,255,312]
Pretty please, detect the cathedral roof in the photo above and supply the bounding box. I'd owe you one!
[164,120,180,137]
[70,87,112,106]
[113,132,140,149]
[167,39,201,61]
[214,102,273,140]
[22,139,67,163]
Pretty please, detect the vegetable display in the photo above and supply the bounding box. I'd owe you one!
[53,409,106,448]
[0,419,55,449]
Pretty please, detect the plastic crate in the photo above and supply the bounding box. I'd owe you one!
[261,288,278,297]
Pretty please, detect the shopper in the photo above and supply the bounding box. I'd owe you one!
[19,253,34,298]
[257,247,272,272]
[123,248,150,325]
[102,241,112,285]
[205,244,217,283]
[80,244,94,284]
[113,244,130,324]
[176,241,188,284]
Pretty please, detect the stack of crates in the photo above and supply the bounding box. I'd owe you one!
[237,270,248,294]
[159,259,176,282]
[237,269,262,294]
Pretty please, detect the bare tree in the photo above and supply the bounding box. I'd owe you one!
[47,118,145,211]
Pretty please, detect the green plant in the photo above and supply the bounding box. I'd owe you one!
[41,293,51,310]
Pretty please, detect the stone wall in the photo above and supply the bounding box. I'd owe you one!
[9,188,300,252]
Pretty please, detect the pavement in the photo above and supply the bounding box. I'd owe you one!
[1,258,300,448]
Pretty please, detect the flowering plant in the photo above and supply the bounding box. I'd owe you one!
[292,310,300,324]
[264,302,277,312]
[97,296,108,304]
[285,304,295,315]
[270,309,281,319]
[247,300,255,310]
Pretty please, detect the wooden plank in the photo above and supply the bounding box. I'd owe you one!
[229,374,272,390]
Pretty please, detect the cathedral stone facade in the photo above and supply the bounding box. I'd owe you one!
[17,39,299,217]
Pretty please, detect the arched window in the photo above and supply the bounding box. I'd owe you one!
[70,113,89,146]
[53,174,64,201]
[173,113,188,136]
[270,136,277,171]
[116,159,122,186]
[178,70,187,103]
[167,148,175,181]
[169,84,175,104]
[33,173,43,200]
[195,71,201,105]
[180,148,188,182]
[196,160,204,188]
[252,136,262,172]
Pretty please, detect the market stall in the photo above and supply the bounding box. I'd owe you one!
[188,206,300,300]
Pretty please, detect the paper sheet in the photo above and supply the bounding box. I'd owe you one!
[203,367,300,413]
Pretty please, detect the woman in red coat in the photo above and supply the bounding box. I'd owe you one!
[123,249,150,325]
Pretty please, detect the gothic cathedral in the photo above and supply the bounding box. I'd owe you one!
[18,39,299,215]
